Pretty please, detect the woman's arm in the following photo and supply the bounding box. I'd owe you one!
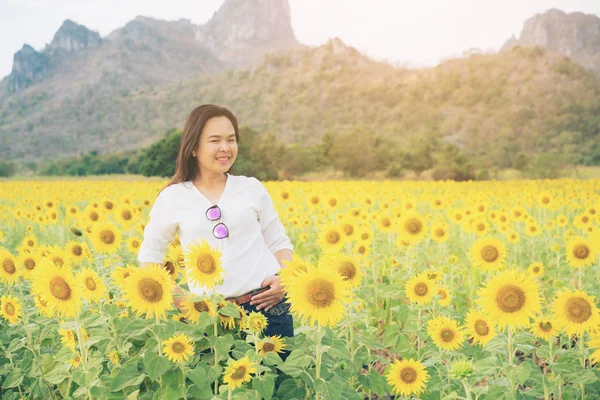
[273,248,293,270]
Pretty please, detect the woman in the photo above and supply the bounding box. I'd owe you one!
[137,104,294,339]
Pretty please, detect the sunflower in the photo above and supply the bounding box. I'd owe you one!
[506,231,519,244]
[21,235,37,249]
[33,261,82,318]
[162,261,180,281]
[339,219,356,241]
[108,350,120,366]
[17,249,40,279]
[318,223,346,252]
[356,227,374,244]
[477,269,541,329]
[430,222,450,243]
[0,295,22,324]
[397,212,427,245]
[283,265,352,327]
[244,311,269,334]
[180,296,215,322]
[111,265,134,288]
[319,252,362,288]
[115,205,136,227]
[427,316,465,351]
[354,242,372,258]
[69,354,82,368]
[528,263,544,278]
[465,309,496,346]
[82,205,102,224]
[217,301,241,330]
[404,272,437,305]
[163,333,194,363]
[436,286,452,307]
[66,241,89,263]
[77,267,107,303]
[258,335,287,357]
[469,237,507,272]
[376,213,395,234]
[44,245,70,269]
[90,222,122,254]
[565,236,596,269]
[223,357,256,390]
[524,222,541,237]
[386,358,429,397]
[552,289,600,336]
[126,237,142,254]
[280,254,310,285]
[167,243,184,268]
[183,239,224,290]
[122,264,173,320]
[59,328,77,350]
[0,249,19,285]
[530,316,559,341]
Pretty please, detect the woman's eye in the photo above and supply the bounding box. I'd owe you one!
[228,139,235,142]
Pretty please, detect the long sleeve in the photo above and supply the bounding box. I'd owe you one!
[254,178,294,254]
[137,187,178,263]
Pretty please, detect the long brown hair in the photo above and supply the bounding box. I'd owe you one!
[164,104,239,190]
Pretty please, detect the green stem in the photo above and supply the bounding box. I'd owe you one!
[580,334,586,400]
[74,312,93,400]
[461,379,472,400]
[507,326,513,366]
[416,307,422,358]
[212,294,219,395]
[255,333,261,378]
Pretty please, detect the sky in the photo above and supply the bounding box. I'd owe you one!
[1,0,600,78]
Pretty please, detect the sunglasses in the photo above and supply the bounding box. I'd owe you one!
[206,205,229,239]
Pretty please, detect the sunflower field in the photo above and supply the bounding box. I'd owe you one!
[1,178,600,400]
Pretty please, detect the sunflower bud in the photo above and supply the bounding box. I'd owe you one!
[451,359,474,379]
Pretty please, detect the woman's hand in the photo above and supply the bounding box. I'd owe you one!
[250,275,284,311]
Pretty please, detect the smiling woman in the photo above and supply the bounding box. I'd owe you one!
[137,104,295,343]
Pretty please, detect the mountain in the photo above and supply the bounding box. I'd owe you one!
[501,9,600,75]
[0,0,300,98]
[2,37,600,165]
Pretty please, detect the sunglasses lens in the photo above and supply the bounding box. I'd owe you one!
[213,223,229,239]
[206,206,221,220]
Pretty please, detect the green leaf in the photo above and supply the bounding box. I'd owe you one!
[213,334,235,359]
[252,374,275,400]
[110,363,147,392]
[2,367,24,388]
[44,364,70,385]
[278,349,313,377]
[143,350,172,381]
[276,378,305,399]
[152,385,184,400]
[218,302,241,318]
[7,338,25,353]
[186,364,207,387]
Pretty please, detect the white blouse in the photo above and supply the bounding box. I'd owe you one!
[137,173,294,297]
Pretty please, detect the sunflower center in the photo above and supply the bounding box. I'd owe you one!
[342,224,354,235]
[231,366,247,380]
[381,218,391,228]
[495,285,526,313]
[414,282,429,296]
[262,342,275,352]
[539,322,552,332]
[435,228,445,237]
[72,245,83,256]
[5,303,15,316]
[542,197,550,204]
[27,240,34,246]
[306,279,335,307]
[400,367,417,384]
[194,301,209,312]
[361,233,369,240]
[477,223,485,231]
[310,196,319,205]
[565,297,592,323]
[533,266,540,273]
[572,244,590,260]
[329,199,337,206]
[404,218,422,235]
[481,245,499,262]
[338,261,356,280]
[441,328,454,342]
[100,230,115,245]
[2,259,16,274]
[474,320,489,335]
[85,277,97,291]
[196,255,216,274]
[325,231,341,245]
[138,278,163,303]
[131,240,140,249]
[90,212,99,221]
[24,258,36,270]
[439,290,447,299]
[50,277,72,300]
[52,257,64,267]
[121,210,132,220]
[171,342,186,353]
[164,261,176,275]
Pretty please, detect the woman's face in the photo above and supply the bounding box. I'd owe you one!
[195,116,238,176]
